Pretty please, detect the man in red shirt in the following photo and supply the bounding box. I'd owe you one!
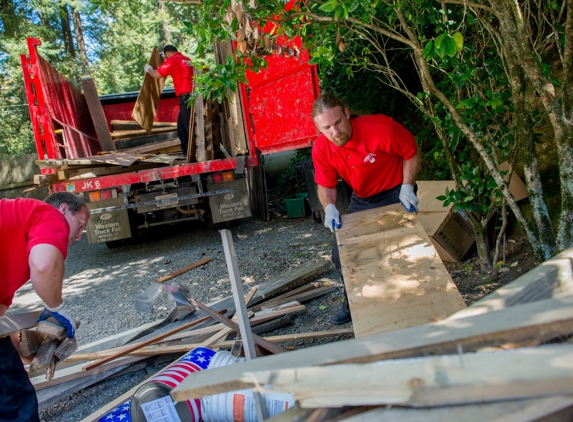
[312,93,421,324]
[145,45,194,155]
[0,192,90,422]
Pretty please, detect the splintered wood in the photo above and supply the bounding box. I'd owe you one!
[336,203,466,338]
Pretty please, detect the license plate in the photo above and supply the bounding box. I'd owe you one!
[155,193,179,209]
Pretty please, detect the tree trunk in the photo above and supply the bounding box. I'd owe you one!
[159,2,172,45]
[61,5,75,58]
[72,7,90,76]
[489,0,573,253]
[393,8,548,262]
[502,35,556,256]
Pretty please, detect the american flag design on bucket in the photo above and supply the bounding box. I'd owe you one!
[149,347,215,422]
[99,347,215,422]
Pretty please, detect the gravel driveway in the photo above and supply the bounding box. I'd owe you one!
[8,214,348,421]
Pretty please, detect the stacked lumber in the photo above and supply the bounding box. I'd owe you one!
[36,259,342,416]
[163,247,573,422]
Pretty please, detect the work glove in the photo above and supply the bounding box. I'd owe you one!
[144,64,153,73]
[399,184,419,213]
[324,204,341,232]
[38,303,75,339]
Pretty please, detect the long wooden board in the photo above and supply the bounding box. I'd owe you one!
[0,311,42,337]
[336,204,466,338]
[246,344,573,407]
[339,396,573,422]
[132,48,164,134]
[170,295,573,401]
[80,76,115,152]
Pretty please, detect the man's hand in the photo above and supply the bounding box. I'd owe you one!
[144,64,153,73]
[399,184,419,213]
[324,204,341,232]
[38,303,75,339]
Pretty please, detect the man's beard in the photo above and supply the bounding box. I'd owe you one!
[331,132,350,147]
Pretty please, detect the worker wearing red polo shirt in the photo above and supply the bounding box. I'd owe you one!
[145,45,194,155]
[312,93,421,325]
[0,192,90,422]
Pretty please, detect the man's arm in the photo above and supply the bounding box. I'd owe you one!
[29,244,65,309]
[147,68,163,80]
[403,147,421,185]
[318,185,338,208]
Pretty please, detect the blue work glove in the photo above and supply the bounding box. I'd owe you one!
[144,63,153,73]
[399,184,419,213]
[324,204,341,232]
[38,303,75,339]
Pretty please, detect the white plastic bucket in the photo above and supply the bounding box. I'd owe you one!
[201,351,295,422]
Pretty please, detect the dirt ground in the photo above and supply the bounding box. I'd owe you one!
[444,233,538,306]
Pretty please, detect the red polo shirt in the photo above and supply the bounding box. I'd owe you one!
[157,52,194,96]
[0,198,69,308]
[312,114,418,198]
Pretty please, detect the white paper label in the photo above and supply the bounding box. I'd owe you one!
[141,396,182,422]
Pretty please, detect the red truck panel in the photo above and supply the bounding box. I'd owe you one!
[21,38,100,161]
[240,4,320,155]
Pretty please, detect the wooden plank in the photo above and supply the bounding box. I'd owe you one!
[170,295,573,401]
[20,329,42,356]
[449,246,573,321]
[111,126,177,140]
[195,93,206,162]
[336,204,466,338]
[114,131,178,151]
[156,258,212,283]
[250,259,331,305]
[247,344,573,408]
[186,100,196,163]
[80,76,115,151]
[248,304,305,325]
[32,356,145,390]
[37,363,130,409]
[29,337,58,372]
[111,120,176,131]
[0,311,42,337]
[339,396,573,422]
[82,311,224,371]
[132,48,164,134]
[58,163,157,181]
[190,299,287,355]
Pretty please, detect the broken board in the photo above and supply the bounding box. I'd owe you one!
[336,203,466,338]
[132,48,164,134]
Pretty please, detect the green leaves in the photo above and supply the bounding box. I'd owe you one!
[423,32,463,60]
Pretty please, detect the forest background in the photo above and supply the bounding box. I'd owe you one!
[1,0,572,274]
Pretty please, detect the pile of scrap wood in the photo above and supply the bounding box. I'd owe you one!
[29,259,352,415]
[160,247,573,422]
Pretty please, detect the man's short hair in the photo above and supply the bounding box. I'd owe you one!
[44,192,86,214]
[162,45,178,54]
[312,93,346,118]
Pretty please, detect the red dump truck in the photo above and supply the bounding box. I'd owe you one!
[20,37,319,246]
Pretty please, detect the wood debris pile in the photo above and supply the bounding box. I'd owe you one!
[24,259,349,419]
[165,247,573,422]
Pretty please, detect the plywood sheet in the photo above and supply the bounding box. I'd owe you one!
[80,76,115,152]
[132,48,164,134]
[336,203,466,338]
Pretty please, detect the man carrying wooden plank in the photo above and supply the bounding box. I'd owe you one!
[311,93,421,324]
[144,45,195,154]
[0,192,90,422]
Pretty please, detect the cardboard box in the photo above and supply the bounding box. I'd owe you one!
[417,181,474,263]
[417,169,528,262]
